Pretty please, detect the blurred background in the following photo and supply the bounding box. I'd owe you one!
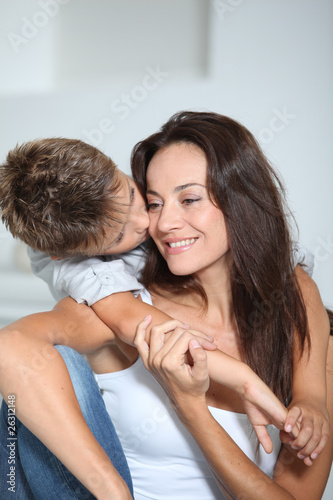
[0,0,332,495]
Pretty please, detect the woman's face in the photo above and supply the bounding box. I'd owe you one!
[146,142,230,278]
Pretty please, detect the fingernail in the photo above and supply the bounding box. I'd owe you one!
[183,324,190,328]
[298,454,305,459]
[190,339,201,348]
[285,425,292,432]
[291,445,299,450]
[144,315,150,321]
[311,453,318,459]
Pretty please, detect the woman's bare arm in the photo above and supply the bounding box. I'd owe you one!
[284,266,330,464]
[274,334,333,498]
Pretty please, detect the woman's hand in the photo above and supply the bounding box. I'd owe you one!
[134,316,210,411]
[280,399,330,466]
[134,316,299,454]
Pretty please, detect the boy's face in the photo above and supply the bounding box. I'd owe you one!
[100,173,150,255]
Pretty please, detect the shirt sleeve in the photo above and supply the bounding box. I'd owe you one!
[27,247,66,301]
[53,257,144,306]
[27,248,144,306]
[116,243,147,279]
[292,241,314,277]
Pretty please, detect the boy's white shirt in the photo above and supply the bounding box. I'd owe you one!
[27,244,146,306]
[27,242,314,306]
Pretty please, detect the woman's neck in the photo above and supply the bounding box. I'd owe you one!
[152,262,235,333]
[195,260,234,324]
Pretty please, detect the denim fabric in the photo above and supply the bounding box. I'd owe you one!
[0,345,133,499]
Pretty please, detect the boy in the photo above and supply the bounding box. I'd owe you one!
[0,138,329,494]
[1,138,149,300]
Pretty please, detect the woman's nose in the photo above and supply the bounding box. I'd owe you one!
[156,203,183,233]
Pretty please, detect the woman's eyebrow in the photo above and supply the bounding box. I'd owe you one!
[174,183,205,193]
[146,183,205,196]
[146,189,160,196]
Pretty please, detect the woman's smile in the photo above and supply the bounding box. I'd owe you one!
[165,237,198,253]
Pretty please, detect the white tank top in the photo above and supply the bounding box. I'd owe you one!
[95,290,281,499]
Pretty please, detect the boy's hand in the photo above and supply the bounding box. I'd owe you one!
[281,399,330,466]
[239,379,298,455]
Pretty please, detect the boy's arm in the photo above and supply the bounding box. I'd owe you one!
[91,273,330,464]
[51,253,330,464]
[92,292,215,352]
[283,265,330,464]
[29,248,164,342]
[92,292,172,342]
[28,247,330,462]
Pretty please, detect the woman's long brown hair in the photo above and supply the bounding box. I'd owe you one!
[132,111,309,405]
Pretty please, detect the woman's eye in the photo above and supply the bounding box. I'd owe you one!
[147,202,162,211]
[182,198,201,205]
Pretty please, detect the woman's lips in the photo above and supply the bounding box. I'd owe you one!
[165,238,198,254]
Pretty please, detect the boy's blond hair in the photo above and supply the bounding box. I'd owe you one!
[0,138,125,257]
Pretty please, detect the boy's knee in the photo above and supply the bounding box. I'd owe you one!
[54,345,90,372]
[54,344,82,364]
[54,345,98,406]
[55,345,90,383]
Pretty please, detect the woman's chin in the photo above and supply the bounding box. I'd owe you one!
[166,263,194,277]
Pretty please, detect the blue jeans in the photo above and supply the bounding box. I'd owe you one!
[0,345,133,499]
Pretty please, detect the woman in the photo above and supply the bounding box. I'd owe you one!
[0,112,331,498]
[127,110,333,498]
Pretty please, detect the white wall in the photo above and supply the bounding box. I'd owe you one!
[1,0,332,496]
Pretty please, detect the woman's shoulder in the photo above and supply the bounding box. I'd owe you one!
[140,287,182,310]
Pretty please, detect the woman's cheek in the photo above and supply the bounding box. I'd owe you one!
[147,215,158,238]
